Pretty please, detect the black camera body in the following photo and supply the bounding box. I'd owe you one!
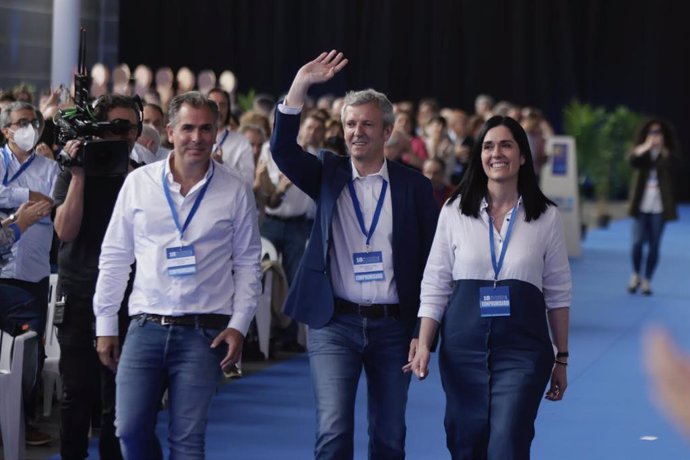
[55,139,130,176]
[53,31,134,177]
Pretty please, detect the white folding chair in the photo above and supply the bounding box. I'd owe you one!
[42,273,62,417]
[256,237,278,359]
[0,329,38,460]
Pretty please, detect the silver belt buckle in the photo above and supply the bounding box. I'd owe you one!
[160,316,172,326]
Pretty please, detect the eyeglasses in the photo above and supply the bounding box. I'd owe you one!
[10,118,41,130]
[648,129,663,135]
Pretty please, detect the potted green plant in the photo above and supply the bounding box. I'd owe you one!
[563,101,642,227]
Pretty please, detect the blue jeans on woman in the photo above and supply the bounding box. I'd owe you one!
[115,317,225,460]
[632,212,666,279]
[308,313,411,460]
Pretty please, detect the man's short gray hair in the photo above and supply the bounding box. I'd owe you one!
[0,101,37,128]
[341,89,395,128]
[140,124,161,153]
[167,91,219,128]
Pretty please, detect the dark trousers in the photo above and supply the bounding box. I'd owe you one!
[57,293,129,460]
[631,212,666,280]
[0,276,49,422]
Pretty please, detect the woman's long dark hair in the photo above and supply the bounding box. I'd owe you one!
[634,118,677,154]
[448,115,555,222]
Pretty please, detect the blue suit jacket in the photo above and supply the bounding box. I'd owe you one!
[270,109,439,335]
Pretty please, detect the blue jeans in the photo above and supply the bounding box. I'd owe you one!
[0,284,43,335]
[632,212,666,279]
[115,317,225,460]
[308,313,411,460]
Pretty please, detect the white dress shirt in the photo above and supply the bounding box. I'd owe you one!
[418,197,571,323]
[260,143,315,219]
[214,128,255,185]
[0,146,59,282]
[330,160,398,305]
[93,153,262,337]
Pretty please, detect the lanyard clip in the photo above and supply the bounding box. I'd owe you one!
[493,279,497,289]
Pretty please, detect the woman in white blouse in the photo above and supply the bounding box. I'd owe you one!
[404,116,571,459]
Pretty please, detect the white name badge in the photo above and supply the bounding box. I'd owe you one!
[353,251,385,282]
[479,286,511,317]
[166,245,197,277]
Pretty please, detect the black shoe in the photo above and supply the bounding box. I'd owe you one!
[25,426,52,446]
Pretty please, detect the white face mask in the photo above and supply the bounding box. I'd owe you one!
[10,126,38,152]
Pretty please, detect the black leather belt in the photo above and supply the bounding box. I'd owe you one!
[334,298,400,318]
[266,214,307,223]
[136,313,230,329]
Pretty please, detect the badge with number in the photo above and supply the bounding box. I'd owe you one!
[479,285,511,317]
[353,251,384,282]
[165,245,197,276]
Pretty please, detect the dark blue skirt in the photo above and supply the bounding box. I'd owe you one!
[439,279,554,460]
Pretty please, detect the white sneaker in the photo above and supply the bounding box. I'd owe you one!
[641,279,652,296]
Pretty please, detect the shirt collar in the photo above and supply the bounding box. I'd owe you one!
[480,195,523,214]
[350,158,390,182]
[3,144,35,164]
[164,151,214,186]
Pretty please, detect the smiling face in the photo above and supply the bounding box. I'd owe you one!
[343,102,393,165]
[167,103,217,169]
[481,125,525,186]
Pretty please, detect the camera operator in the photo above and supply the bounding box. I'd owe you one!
[53,94,140,460]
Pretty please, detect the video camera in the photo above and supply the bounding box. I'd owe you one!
[54,28,137,176]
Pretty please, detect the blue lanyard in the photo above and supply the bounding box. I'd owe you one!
[348,177,388,248]
[161,162,215,240]
[2,146,36,186]
[215,129,230,150]
[488,204,519,285]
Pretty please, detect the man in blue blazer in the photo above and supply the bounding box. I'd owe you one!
[271,50,439,459]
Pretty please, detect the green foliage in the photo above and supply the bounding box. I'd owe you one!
[236,88,256,113]
[563,101,643,200]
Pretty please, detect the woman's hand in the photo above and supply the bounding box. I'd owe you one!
[545,363,568,401]
[402,339,431,381]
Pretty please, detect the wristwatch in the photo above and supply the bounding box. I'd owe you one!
[7,213,18,223]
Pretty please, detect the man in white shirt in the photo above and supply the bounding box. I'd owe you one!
[93,91,261,459]
[207,88,255,184]
[0,101,57,446]
[0,101,58,319]
[271,51,438,459]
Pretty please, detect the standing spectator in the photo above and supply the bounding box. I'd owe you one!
[405,116,571,459]
[425,115,456,183]
[53,94,142,459]
[474,94,495,120]
[207,88,254,185]
[0,101,58,445]
[394,110,428,169]
[271,50,438,459]
[93,92,261,458]
[423,158,453,209]
[627,119,677,295]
